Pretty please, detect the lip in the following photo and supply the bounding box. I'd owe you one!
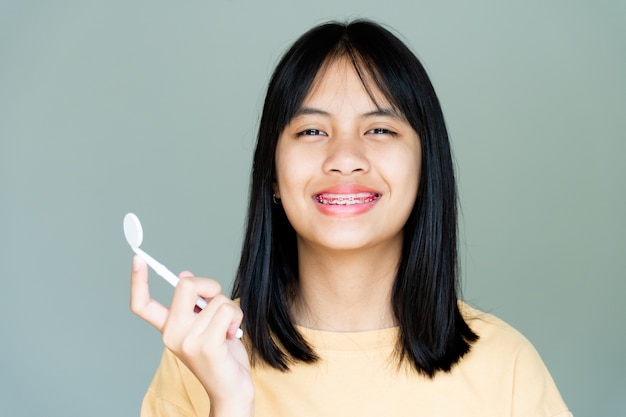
[312,184,381,216]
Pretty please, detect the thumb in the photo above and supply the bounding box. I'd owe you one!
[130,255,169,331]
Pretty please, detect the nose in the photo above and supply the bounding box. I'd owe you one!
[322,135,370,175]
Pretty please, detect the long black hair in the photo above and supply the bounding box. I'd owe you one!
[232,19,477,377]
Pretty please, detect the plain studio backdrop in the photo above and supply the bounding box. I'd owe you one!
[1,1,624,416]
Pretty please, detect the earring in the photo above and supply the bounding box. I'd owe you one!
[272,194,282,205]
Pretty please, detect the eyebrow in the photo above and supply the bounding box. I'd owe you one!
[293,106,404,120]
[361,108,404,120]
[293,107,331,118]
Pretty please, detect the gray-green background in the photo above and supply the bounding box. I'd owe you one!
[1,1,624,415]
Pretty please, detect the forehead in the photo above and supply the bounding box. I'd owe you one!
[301,57,393,110]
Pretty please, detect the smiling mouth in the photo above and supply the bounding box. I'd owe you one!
[314,193,381,206]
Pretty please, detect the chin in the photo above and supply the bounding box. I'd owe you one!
[307,231,401,253]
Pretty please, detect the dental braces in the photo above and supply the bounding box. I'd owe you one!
[315,194,379,205]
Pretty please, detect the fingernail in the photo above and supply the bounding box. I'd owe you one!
[132,255,141,271]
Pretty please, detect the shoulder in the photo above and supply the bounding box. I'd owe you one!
[457,302,572,417]
[455,301,543,375]
[459,302,531,351]
[458,301,549,378]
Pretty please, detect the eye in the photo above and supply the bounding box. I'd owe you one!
[366,128,397,137]
[296,129,327,137]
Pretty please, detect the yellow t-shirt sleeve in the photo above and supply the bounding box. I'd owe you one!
[510,339,573,417]
[141,349,210,417]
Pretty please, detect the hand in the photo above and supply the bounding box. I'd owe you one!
[130,256,254,417]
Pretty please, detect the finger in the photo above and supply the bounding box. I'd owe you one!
[175,271,206,312]
[188,294,242,340]
[194,294,239,328]
[227,320,244,340]
[169,275,223,317]
[162,278,228,350]
[130,255,169,330]
[203,302,244,344]
[197,294,243,340]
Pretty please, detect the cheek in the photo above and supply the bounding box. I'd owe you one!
[383,148,421,193]
[274,146,311,198]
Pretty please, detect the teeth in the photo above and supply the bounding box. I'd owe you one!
[315,193,379,206]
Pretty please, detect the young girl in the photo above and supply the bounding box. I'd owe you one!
[130,20,572,417]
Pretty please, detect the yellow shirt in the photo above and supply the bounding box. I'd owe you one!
[141,304,572,417]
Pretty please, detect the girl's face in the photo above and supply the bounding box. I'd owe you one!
[274,58,421,253]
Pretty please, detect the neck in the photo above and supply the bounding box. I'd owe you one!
[292,238,402,332]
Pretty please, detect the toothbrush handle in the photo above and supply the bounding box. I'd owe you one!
[133,247,208,309]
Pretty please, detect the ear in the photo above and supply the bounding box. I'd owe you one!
[272,180,280,199]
